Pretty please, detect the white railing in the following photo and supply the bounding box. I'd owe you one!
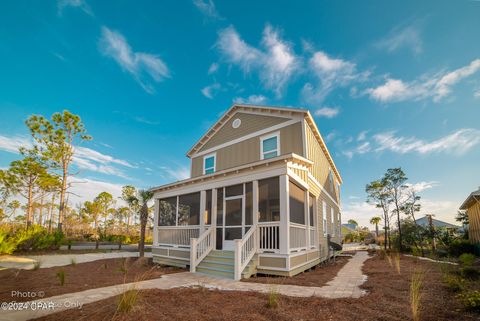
[234,224,257,281]
[258,222,280,252]
[289,224,307,251]
[190,226,215,272]
[309,227,317,248]
[157,226,200,247]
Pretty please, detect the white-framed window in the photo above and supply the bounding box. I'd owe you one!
[337,211,341,236]
[203,153,216,175]
[322,201,327,236]
[331,207,335,236]
[260,132,280,160]
[329,170,334,193]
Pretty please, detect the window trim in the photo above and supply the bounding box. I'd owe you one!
[331,207,335,237]
[322,201,327,236]
[203,152,216,175]
[260,132,280,160]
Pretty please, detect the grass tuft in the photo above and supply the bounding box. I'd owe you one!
[32,261,41,270]
[266,287,279,309]
[117,286,139,313]
[394,253,401,274]
[56,269,66,286]
[410,267,425,321]
[70,258,76,266]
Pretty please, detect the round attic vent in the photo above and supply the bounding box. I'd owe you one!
[232,118,241,128]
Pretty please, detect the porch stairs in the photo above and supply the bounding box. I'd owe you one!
[195,250,257,279]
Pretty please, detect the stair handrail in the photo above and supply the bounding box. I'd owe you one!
[234,224,258,280]
[190,226,215,273]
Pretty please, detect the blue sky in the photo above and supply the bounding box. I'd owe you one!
[0,0,479,226]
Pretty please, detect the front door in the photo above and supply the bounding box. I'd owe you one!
[223,197,243,250]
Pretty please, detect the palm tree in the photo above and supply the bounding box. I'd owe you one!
[126,189,153,257]
[370,216,381,238]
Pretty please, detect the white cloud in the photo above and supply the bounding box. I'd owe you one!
[314,107,340,118]
[159,165,190,181]
[233,95,267,105]
[0,134,135,179]
[373,129,480,155]
[367,59,480,103]
[99,26,170,94]
[192,0,223,20]
[201,83,222,99]
[342,201,383,228]
[57,0,93,16]
[69,177,125,205]
[357,130,368,141]
[474,89,480,98]
[302,51,368,104]
[208,62,219,75]
[405,181,439,193]
[216,25,300,96]
[343,141,371,159]
[376,23,423,55]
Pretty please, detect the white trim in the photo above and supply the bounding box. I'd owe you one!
[331,207,335,237]
[203,152,216,175]
[322,201,327,236]
[301,119,307,158]
[286,169,309,190]
[192,120,299,158]
[260,131,280,160]
[307,172,341,209]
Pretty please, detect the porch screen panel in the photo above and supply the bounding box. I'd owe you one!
[289,181,305,225]
[245,182,253,225]
[178,192,200,225]
[309,194,315,227]
[158,197,176,226]
[205,190,212,225]
[258,177,280,222]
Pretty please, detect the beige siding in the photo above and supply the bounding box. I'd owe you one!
[468,201,480,243]
[199,112,290,152]
[191,122,303,177]
[289,166,308,183]
[259,256,287,268]
[316,190,342,246]
[305,124,340,203]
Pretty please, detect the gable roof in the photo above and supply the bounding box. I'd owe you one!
[415,216,461,229]
[460,188,480,210]
[187,104,343,184]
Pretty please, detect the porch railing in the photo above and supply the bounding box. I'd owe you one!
[190,226,215,272]
[309,226,317,248]
[234,224,257,281]
[258,222,280,253]
[157,226,200,247]
[289,223,307,251]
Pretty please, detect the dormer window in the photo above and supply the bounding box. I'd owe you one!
[261,132,279,160]
[203,153,216,175]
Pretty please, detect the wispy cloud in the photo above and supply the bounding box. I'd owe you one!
[302,51,368,104]
[373,129,480,155]
[99,26,170,94]
[193,0,223,20]
[405,181,439,192]
[233,95,268,105]
[216,25,300,96]
[159,165,190,181]
[376,22,423,55]
[207,62,219,75]
[314,106,340,118]
[57,0,93,16]
[367,59,480,103]
[133,116,161,125]
[201,83,222,99]
[0,134,135,178]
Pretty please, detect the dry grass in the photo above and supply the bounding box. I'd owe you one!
[56,269,66,286]
[116,285,139,313]
[394,253,401,274]
[410,267,425,321]
[266,287,279,309]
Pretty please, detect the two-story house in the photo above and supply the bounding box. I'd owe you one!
[151,104,342,280]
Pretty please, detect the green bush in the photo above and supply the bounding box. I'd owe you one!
[448,239,475,257]
[0,225,64,254]
[443,274,465,292]
[459,253,476,267]
[460,267,479,280]
[0,228,17,254]
[457,290,480,310]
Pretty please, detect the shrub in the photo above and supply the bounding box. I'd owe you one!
[70,258,77,266]
[0,227,17,254]
[443,274,465,292]
[459,253,476,267]
[448,239,475,257]
[410,268,424,321]
[32,261,41,270]
[56,269,66,286]
[460,267,479,280]
[457,291,480,311]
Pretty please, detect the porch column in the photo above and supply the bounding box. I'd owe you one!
[212,188,218,248]
[153,199,159,247]
[279,174,290,255]
[200,190,206,233]
[306,191,310,249]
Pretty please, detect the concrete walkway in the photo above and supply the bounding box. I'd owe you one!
[0,251,152,270]
[0,252,370,321]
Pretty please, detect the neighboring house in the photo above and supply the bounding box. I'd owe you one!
[151,104,342,280]
[415,216,462,231]
[460,187,480,245]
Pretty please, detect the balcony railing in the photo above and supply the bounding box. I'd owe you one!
[258,222,280,253]
[289,223,307,251]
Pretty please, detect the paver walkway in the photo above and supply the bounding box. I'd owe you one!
[0,251,152,270]
[0,252,369,321]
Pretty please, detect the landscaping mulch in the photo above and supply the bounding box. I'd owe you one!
[243,255,350,287]
[33,254,479,321]
[0,257,184,303]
